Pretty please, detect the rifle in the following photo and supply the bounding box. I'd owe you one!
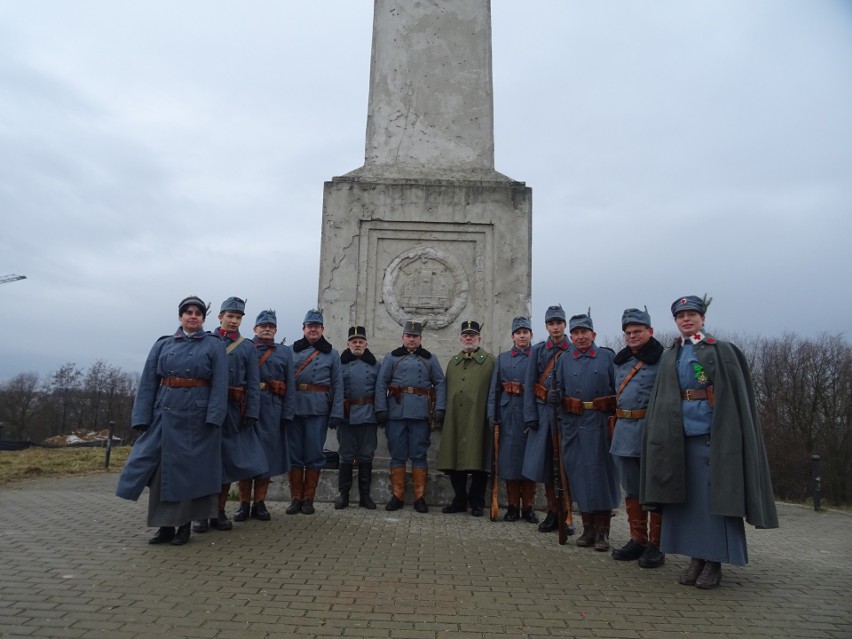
[490,387,501,522]
[548,379,574,544]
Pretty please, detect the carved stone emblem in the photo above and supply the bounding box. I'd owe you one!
[382,247,469,329]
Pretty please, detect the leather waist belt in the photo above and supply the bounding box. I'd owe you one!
[562,395,616,415]
[502,380,524,396]
[343,396,374,416]
[228,386,245,403]
[615,408,647,419]
[388,385,433,397]
[297,383,330,392]
[681,386,715,407]
[161,377,209,388]
[260,380,287,396]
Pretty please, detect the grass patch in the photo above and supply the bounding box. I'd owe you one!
[0,446,130,487]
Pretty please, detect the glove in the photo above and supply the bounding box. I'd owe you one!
[328,417,342,430]
[525,420,539,431]
[546,388,562,407]
[374,410,388,425]
[434,410,445,425]
[240,416,257,430]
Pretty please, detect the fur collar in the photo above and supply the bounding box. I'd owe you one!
[613,336,664,366]
[390,345,432,359]
[341,348,377,365]
[293,335,333,354]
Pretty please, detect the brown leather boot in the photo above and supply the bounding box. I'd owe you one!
[412,467,428,513]
[286,468,305,515]
[679,558,706,585]
[521,480,538,523]
[576,512,596,547]
[302,468,321,514]
[593,510,611,551]
[386,466,406,511]
[612,498,647,560]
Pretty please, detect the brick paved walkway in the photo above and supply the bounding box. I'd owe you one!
[0,473,849,638]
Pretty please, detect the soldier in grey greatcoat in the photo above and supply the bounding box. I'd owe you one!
[374,320,447,513]
[193,296,267,534]
[232,309,295,523]
[487,316,538,523]
[522,304,570,533]
[552,313,620,551]
[334,325,381,510]
[116,295,228,546]
[286,309,344,515]
[610,307,665,568]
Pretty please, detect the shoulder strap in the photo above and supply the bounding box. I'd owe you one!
[226,335,245,354]
[537,349,565,387]
[258,347,274,367]
[616,360,645,398]
[295,348,321,377]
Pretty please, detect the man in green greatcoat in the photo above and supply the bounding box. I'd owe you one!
[436,320,496,517]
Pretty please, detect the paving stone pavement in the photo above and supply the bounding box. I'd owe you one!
[0,472,850,639]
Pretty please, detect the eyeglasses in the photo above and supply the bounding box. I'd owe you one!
[624,328,648,337]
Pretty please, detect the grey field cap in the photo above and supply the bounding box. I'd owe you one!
[569,313,594,332]
[511,316,532,333]
[255,309,277,327]
[621,307,651,330]
[179,295,208,316]
[403,320,423,336]
[671,295,706,316]
[303,309,324,325]
[544,304,566,322]
[220,296,246,315]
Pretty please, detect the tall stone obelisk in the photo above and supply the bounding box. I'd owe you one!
[318,0,531,363]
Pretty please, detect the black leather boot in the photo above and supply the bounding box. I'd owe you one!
[251,501,270,521]
[335,463,353,510]
[538,510,558,533]
[358,462,377,509]
[148,527,175,544]
[234,501,251,522]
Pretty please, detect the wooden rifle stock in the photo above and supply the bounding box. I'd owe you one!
[490,389,501,522]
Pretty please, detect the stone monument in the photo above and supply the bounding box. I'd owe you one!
[318,0,532,363]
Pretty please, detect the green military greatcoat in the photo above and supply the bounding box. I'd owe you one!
[436,349,496,472]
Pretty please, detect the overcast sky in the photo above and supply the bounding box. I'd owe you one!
[1,0,850,382]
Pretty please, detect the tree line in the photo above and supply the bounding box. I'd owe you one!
[1,333,849,505]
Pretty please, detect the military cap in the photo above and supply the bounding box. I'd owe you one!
[303,309,324,325]
[220,296,246,315]
[348,325,367,341]
[255,309,277,327]
[569,313,594,332]
[460,320,481,335]
[402,320,423,336]
[621,307,651,330]
[544,304,566,322]
[511,316,532,333]
[671,295,706,316]
[179,295,208,316]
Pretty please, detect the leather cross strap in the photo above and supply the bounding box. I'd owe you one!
[225,336,245,354]
[258,348,274,367]
[534,350,565,401]
[161,376,209,388]
[616,361,645,398]
[294,349,321,378]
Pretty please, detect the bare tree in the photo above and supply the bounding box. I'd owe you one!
[0,372,41,439]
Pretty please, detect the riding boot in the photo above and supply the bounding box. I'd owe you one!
[412,467,429,513]
[638,510,665,568]
[286,467,305,515]
[335,462,354,509]
[576,512,596,547]
[302,468,321,514]
[593,510,612,551]
[442,470,468,513]
[385,466,406,511]
[612,498,647,560]
[358,462,377,509]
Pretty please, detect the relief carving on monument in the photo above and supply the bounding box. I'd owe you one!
[382,247,469,329]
